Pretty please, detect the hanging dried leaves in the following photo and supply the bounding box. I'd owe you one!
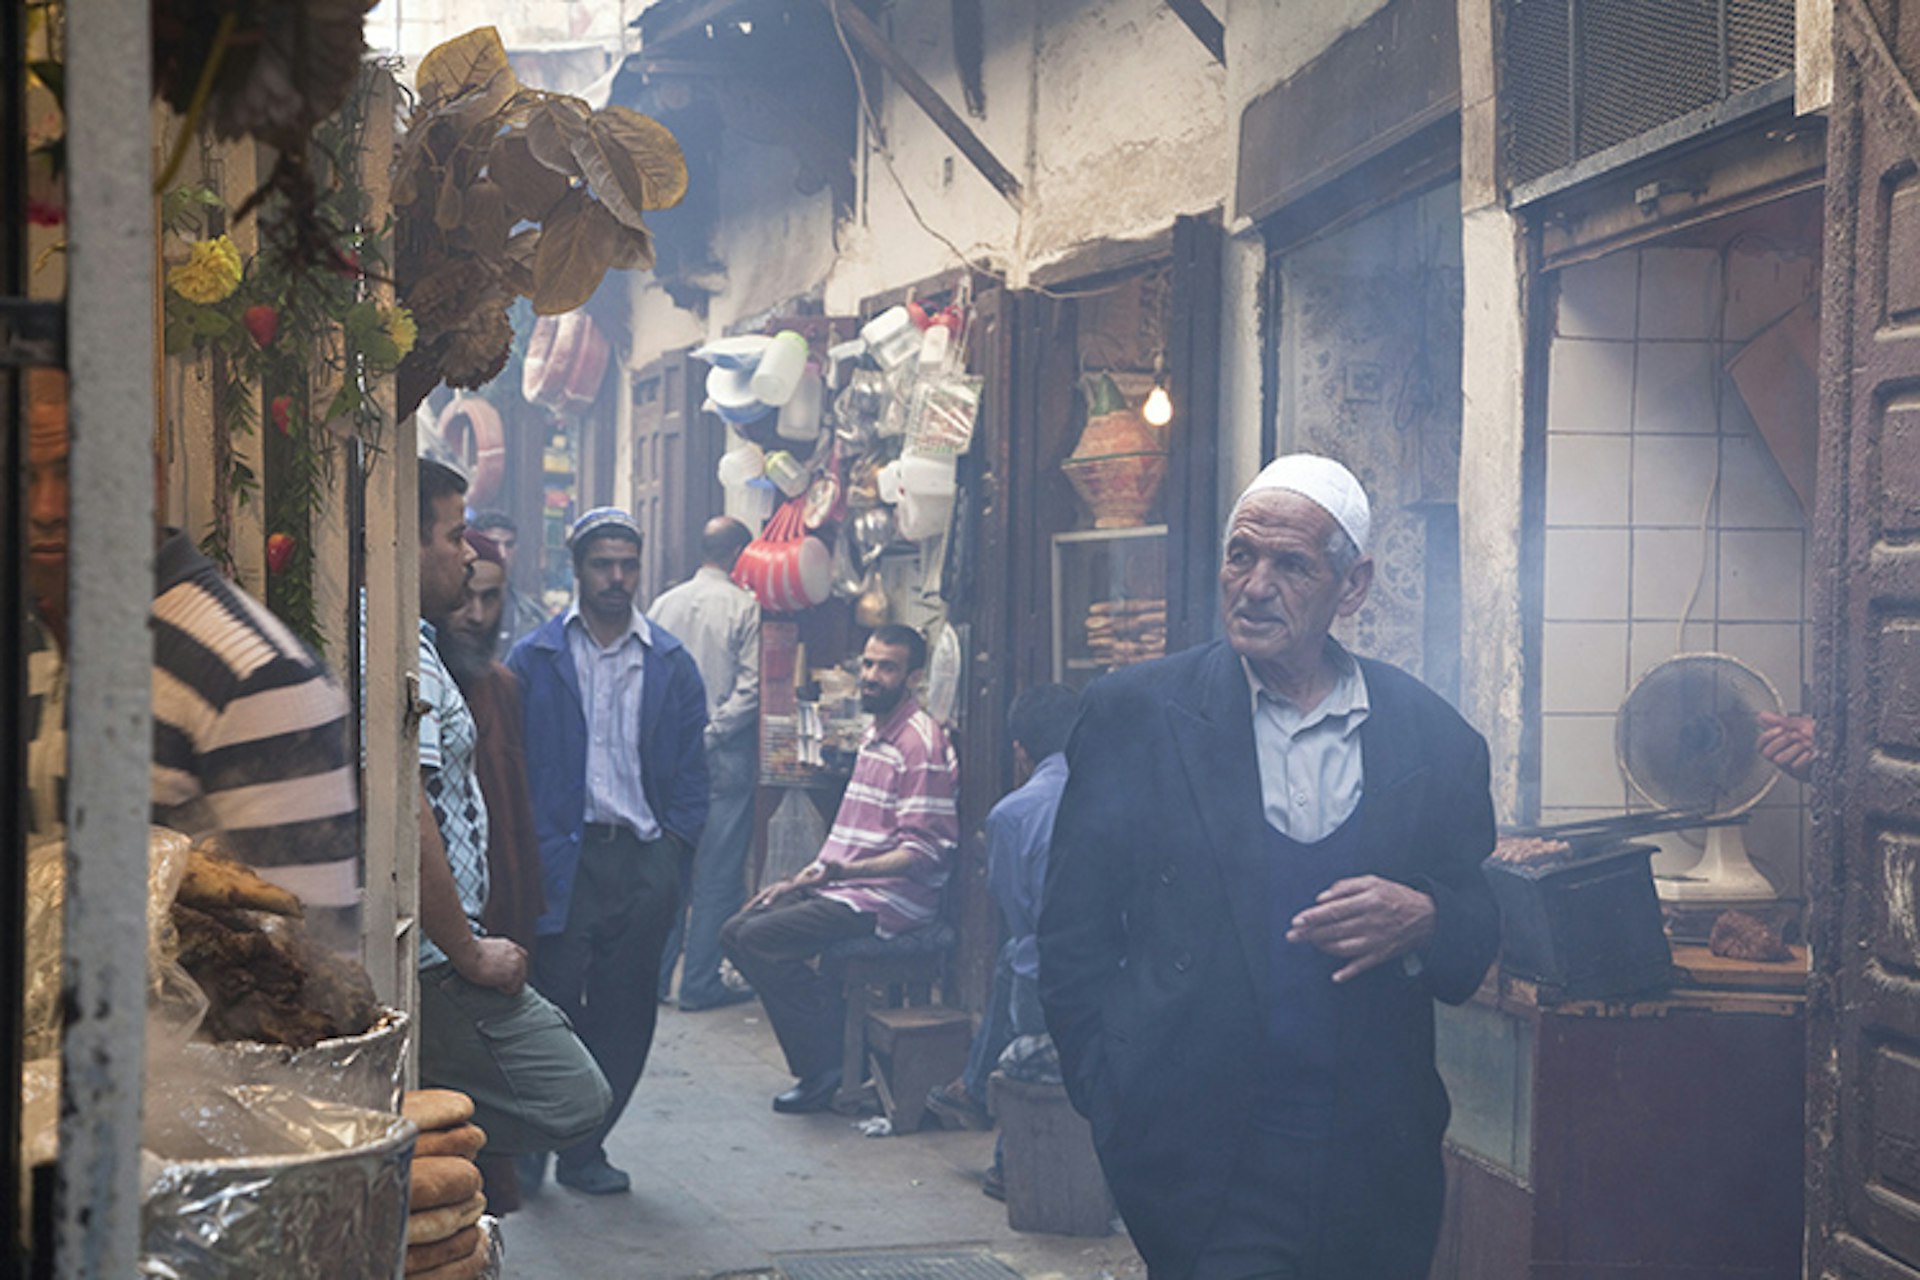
[391,25,687,417]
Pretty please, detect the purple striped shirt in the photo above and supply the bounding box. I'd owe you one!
[816,696,959,937]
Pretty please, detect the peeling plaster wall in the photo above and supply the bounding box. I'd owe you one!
[626,0,1229,371]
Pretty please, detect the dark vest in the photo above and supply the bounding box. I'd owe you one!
[1256,789,1370,1112]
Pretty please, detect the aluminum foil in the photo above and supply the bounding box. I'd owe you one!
[478,1213,506,1278]
[181,1007,410,1113]
[139,1091,416,1280]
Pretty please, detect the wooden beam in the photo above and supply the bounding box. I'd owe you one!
[1165,0,1226,66]
[824,0,1024,209]
[640,0,747,51]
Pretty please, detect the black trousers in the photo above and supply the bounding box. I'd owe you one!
[719,894,876,1079]
[530,827,682,1171]
[1188,1103,1333,1280]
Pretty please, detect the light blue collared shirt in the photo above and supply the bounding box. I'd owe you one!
[1245,642,1371,843]
[566,602,662,843]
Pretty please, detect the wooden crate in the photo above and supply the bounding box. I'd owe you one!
[988,1073,1113,1237]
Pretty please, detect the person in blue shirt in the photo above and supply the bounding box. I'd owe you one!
[925,683,1079,1196]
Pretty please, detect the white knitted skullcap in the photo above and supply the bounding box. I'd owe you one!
[1230,454,1371,555]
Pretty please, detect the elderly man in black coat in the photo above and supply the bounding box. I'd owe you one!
[1039,454,1499,1280]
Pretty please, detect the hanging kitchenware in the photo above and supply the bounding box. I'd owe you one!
[830,526,864,599]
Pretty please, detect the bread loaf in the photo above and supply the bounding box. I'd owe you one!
[403,1225,481,1275]
[405,1190,486,1245]
[415,1123,487,1160]
[402,1089,475,1133]
[408,1156,483,1211]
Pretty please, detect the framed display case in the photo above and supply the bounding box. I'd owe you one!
[1050,525,1168,687]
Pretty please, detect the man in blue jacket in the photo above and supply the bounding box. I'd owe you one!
[507,508,710,1196]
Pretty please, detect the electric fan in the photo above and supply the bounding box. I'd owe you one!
[1615,654,1781,903]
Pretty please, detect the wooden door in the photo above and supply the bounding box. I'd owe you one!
[628,348,716,606]
[1809,1,1920,1272]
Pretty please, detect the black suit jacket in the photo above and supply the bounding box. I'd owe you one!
[1038,640,1499,1280]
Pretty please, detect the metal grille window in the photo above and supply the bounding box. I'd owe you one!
[1502,0,1796,190]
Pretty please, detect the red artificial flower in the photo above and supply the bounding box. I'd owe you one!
[266,532,296,574]
[270,395,293,434]
[244,304,279,348]
[26,199,64,227]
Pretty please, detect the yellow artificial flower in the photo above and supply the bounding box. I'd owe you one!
[384,305,417,359]
[169,235,243,304]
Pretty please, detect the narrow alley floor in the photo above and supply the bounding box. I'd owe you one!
[499,998,1147,1280]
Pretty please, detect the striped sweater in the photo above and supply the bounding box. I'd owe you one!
[149,532,360,907]
[815,696,959,937]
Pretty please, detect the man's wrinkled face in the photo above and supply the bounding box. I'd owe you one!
[420,492,475,618]
[26,379,70,610]
[1218,489,1370,675]
[451,559,506,649]
[858,638,914,714]
[576,534,641,624]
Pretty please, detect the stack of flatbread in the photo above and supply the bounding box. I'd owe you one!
[1086,597,1167,668]
[402,1089,491,1279]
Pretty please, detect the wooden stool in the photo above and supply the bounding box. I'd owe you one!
[864,1006,973,1132]
[989,1072,1114,1237]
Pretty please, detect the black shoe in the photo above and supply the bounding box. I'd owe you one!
[555,1157,631,1195]
[981,1164,1006,1202]
[516,1151,548,1197]
[677,986,756,1013]
[925,1080,991,1131]
[773,1068,842,1114]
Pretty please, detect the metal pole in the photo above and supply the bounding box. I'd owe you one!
[58,0,154,1274]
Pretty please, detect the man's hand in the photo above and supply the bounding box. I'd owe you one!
[454,936,528,994]
[1287,876,1437,984]
[1757,712,1816,784]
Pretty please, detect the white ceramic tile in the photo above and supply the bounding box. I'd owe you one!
[1637,248,1722,341]
[1632,341,1723,434]
[1720,530,1807,621]
[1543,622,1631,714]
[1540,714,1630,808]
[1546,434,1631,526]
[1717,621,1806,710]
[1632,528,1717,620]
[1557,253,1640,339]
[1724,246,1818,343]
[1718,434,1807,530]
[1630,621,1716,683]
[1544,529,1630,621]
[1632,435,1720,526]
[1548,339,1635,434]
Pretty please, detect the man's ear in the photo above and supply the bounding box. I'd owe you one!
[1336,558,1374,618]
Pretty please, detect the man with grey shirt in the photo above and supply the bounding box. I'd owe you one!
[652,517,762,1011]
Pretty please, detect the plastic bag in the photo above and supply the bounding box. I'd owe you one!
[23,827,207,1063]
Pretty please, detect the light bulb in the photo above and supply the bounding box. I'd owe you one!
[1143,385,1173,427]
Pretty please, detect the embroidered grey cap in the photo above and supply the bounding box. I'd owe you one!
[568,507,644,551]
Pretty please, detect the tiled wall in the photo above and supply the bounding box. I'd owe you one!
[1541,243,1816,897]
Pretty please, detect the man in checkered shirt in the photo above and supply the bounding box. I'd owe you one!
[412,458,609,1176]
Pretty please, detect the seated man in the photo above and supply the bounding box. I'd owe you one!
[721,625,959,1113]
[926,683,1078,1197]
[413,458,611,1161]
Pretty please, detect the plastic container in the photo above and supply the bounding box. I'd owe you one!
[776,366,824,441]
[763,450,810,497]
[751,330,810,406]
[895,453,957,497]
[862,306,922,372]
[717,443,766,486]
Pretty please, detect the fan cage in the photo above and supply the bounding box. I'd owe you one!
[1615,651,1783,819]
[1500,0,1796,188]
